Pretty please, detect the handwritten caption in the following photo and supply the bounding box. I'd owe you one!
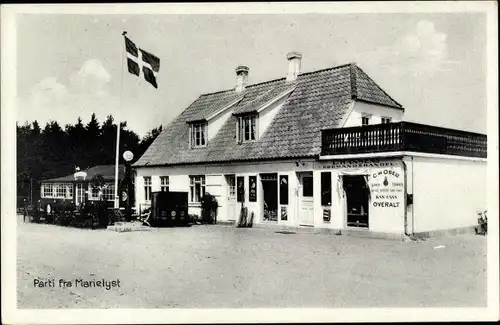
[33,278,121,290]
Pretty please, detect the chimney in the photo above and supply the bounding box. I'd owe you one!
[286,52,302,82]
[235,65,249,93]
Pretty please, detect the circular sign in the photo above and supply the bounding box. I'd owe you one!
[121,191,128,202]
[123,150,134,162]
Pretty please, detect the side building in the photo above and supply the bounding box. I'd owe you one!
[133,52,487,238]
[39,165,125,210]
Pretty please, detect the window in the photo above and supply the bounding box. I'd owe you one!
[42,183,73,199]
[381,117,392,124]
[55,184,66,198]
[190,123,207,148]
[42,184,53,198]
[67,184,73,199]
[227,175,236,197]
[144,177,152,201]
[189,175,205,203]
[279,175,289,205]
[302,176,314,197]
[361,114,371,126]
[160,176,169,192]
[89,185,100,200]
[237,115,257,143]
[321,172,332,206]
[102,183,116,201]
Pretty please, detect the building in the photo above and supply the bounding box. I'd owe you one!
[39,165,125,209]
[133,52,487,238]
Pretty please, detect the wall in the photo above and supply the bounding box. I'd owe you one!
[315,158,406,234]
[135,157,406,234]
[343,101,404,127]
[134,159,314,224]
[409,155,487,233]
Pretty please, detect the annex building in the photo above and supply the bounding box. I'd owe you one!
[133,52,487,238]
[40,165,125,209]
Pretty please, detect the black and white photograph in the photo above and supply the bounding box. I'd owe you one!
[1,2,498,324]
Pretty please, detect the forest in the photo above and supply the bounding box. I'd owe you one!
[16,113,162,205]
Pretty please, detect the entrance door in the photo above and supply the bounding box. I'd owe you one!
[75,183,85,206]
[225,175,237,221]
[343,175,369,228]
[261,173,278,222]
[298,172,314,226]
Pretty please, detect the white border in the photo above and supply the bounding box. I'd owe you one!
[2,2,499,324]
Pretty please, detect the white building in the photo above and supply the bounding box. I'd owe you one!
[133,53,487,238]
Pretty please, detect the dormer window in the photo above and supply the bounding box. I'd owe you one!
[189,122,207,148]
[237,115,257,143]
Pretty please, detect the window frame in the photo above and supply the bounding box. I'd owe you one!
[189,175,206,203]
[160,176,169,192]
[143,176,152,202]
[189,122,208,148]
[381,116,392,124]
[361,113,371,126]
[102,183,116,202]
[237,114,258,143]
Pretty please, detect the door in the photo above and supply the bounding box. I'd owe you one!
[75,183,85,206]
[298,172,314,226]
[225,175,237,221]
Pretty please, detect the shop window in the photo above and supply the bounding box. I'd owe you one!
[144,177,152,201]
[189,123,207,148]
[237,115,257,143]
[249,176,257,202]
[321,172,332,206]
[160,176,169,192]
[236,176,245,202]
[279,175,289,205]
[189,175,205,203]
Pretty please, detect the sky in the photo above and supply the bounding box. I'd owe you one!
[16,12,487,137]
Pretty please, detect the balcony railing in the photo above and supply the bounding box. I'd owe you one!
[321,122,487,158]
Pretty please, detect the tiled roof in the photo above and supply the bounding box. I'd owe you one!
[42,165,125,182]
[134,63,402,167]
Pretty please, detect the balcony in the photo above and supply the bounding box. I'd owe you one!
[321,122,487,158]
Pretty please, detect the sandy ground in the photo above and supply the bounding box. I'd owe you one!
[17,216,487,308]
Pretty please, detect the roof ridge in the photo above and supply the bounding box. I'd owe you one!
[200,62,355,97]
[297,62,353,77]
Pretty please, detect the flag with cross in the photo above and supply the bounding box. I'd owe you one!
[123,32,160,88]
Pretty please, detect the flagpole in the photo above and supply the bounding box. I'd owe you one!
[114,31,127,209]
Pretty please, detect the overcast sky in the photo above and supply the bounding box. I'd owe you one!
[16,12,486,137]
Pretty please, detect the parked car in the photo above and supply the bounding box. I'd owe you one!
[149,191,190,227]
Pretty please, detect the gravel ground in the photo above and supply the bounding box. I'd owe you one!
[17,217,487,308]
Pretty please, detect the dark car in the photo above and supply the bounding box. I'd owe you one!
[150,191,190,227]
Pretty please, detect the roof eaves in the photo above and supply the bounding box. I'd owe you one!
[355,98,404,110]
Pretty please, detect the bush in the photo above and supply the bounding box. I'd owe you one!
[200,193,218,224]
